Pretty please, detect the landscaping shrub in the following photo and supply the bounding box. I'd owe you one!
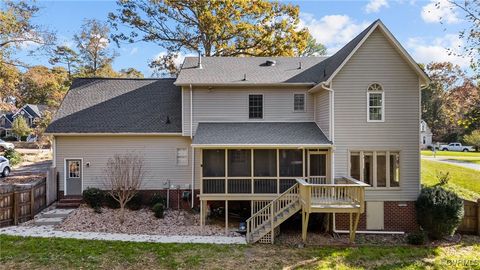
[126,193,143,210]
[406,230,427,245]
[104,193,120,209]
[415,186,464,239]
[150,193,167,207]
[3,148,22,166]
[152,203,164,218]
[436,171,451,185]
[82,188,104,209]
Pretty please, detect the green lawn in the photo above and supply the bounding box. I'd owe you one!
[1,235,479,269]
[421,159,480,201]
[421,150,480,164]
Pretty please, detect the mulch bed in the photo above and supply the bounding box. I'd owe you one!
[55,205,241,237]
[1,173,45,184]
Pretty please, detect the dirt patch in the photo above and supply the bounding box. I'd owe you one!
[55,205,241,237]
[2,173,45,184]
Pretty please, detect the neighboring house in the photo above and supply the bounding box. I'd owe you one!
[46,20,429,242]
[420,120,433,149]
[1,104,49,138]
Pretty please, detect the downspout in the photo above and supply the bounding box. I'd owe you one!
[190,84,194,208]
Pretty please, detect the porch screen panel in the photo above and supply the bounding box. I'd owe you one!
[309,154,326,176]
[377,153,387,187]
[228,149,251,177]
[279,149,303,177]
[254,149,277,177]
[202,149,225,177]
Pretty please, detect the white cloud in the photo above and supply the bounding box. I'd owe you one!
[129,47,138,55]
[407,34,470,67]
[365,0,389,13]
[300,14,370,54]
[421,0,460,24]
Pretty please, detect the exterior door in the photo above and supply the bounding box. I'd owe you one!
[65,159,82,195]
[308,152,328,184]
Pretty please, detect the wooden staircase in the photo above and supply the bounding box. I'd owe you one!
[246,184,301,244]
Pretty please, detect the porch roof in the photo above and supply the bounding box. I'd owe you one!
[192,122,332,147]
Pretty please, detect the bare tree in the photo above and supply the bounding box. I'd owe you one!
[103,153,145,223]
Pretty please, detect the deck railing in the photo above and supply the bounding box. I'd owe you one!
[297,177,369,212]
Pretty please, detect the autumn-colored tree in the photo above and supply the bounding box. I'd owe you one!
[33,110,52,150]
[109,0,314,74]
[19,66,69,108]
[119,68,144,78]
[11,116,31,141]
[74,19,116,76]
[439,1,479,72]
[299,35,327,57]
[464,130,480,151]
[0,61,21,102]
[49,45,81,78]
[0,1,55,67]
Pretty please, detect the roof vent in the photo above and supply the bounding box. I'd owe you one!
[265,60,276,66]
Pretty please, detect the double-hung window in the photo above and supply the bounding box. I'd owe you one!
[249,94,263,119]
[367,83,384,122]
[293,93,306,112]
[176,148,188,166]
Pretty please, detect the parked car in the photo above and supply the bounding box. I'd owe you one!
[0,156,11,177]
[440,143,475,152]
[26,134,38,143]
[0,139,14,151]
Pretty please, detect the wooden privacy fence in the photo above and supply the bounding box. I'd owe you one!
[0,178,47,227]
[458,199,480,235]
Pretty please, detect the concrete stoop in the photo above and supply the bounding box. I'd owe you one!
[34,209,74,226]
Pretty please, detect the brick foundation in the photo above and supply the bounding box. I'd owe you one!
[58,189,201,210]
[334,201,418,232]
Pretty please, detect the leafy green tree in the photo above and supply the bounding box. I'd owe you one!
[74,19,116,76]
[109,0,314,74]
[299,35,327,56]
[119,68,144,78]
[464,130,480,151]
[49,45,81,78]
[12,116,31,141]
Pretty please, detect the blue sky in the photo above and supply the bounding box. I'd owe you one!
[18,0,471,76]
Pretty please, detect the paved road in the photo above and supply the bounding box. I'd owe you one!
[422,156,480,171]
[11,160,52,175]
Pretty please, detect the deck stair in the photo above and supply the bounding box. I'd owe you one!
[246,177,369,244]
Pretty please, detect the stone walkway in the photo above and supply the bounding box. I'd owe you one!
[34,209,74,226]
[0,225,246,244]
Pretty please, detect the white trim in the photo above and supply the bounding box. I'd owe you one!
[191,146,195,208]
[45,133,183,136]
[181,86,184,136]
[247,93,264,120]
[192,144,333,148]
[176,147,189,166]
[325,21,429,86]
[174,82,315,87]
[63,158,83,196]
[292,92,306,113]
[12,105,34,119]
[0,114,13,124]
[190,84,193,137]
[366,83,385,123]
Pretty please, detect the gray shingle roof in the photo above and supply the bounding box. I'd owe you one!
[192,122,331,146]
[46,78,182,134]
[175,20,378,86]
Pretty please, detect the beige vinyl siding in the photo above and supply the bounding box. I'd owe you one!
[332,28,420,201]
[183,87,314,136]
[315,89,330,139]
[55,136,200,191]
[182,87,192,136]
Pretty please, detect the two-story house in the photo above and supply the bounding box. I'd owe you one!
[1,104,49,138]
[46,20,429,243]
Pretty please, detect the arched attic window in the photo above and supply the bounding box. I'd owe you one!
[367,83,384,122]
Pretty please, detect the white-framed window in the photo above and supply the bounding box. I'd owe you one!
[68,160,81,178]
[293,93,306,112]
[249,94,263,119]
[349,150,400,188]
[176,148,188,166]
[367,83,384,122]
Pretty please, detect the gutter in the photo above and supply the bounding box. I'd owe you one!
[175,82,315,87]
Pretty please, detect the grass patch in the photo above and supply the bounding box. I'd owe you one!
[421,150,480,164]
[1,235,479,269]
[421,159,480,201]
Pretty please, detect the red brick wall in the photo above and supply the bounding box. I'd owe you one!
[59,189,201,210]
[334,201,418,232]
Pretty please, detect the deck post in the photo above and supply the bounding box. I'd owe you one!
[225,200,228,235]
[200,200,207,229]
[350,212,361,243]
[301,208,310,242]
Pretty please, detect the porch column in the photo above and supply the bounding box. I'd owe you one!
[225,200,229,235]
[200,199,207,229]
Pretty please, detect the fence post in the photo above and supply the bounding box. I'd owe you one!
[30,186,35,219]
[477,199,480,236]
[13,191,18,225]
